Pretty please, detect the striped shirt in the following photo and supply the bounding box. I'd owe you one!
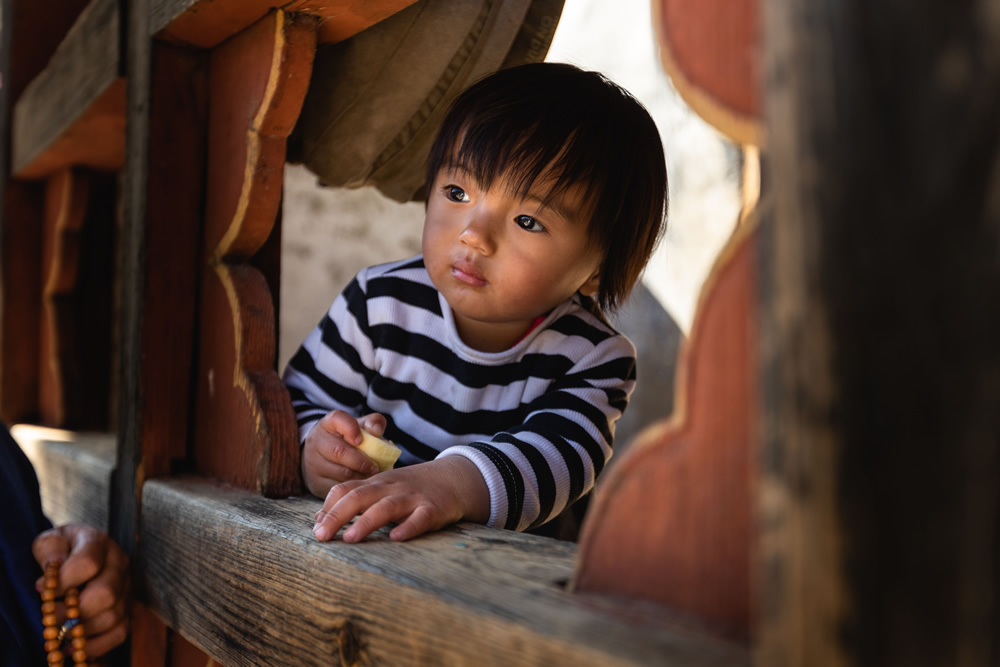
[282,256,637,531]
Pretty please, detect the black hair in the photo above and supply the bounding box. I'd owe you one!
[425,62,668,313]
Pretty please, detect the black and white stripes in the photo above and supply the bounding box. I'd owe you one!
[282,256,637,531]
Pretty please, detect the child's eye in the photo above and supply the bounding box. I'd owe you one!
[514,215,546,232]
[445,185,470,202]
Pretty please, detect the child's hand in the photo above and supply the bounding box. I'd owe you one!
[312,456,490,543]
[301,409,387,497]
[32,524,130,658]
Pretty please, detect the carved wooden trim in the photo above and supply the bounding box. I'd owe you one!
[193,10,315,496]
[573,215,759,643]
[39,169,89,426]
[651,0,761,146]
[153,0,418,47]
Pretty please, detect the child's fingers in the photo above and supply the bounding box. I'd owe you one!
[388,504,442,542]
[315,437,380,478]
[313,480,396,541]
[357,413,387,438]
[340,495,415,543]
[312,484,358,541]
[318,409,364,445]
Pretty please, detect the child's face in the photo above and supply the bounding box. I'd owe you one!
[422,165,602,352]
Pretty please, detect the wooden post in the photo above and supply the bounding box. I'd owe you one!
[111,2,210,662]
[192,9,315,497]
[758,1,1000,665]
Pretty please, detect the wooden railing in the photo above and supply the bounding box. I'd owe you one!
[15,427,748,666]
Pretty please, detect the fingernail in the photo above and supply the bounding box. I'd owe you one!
[343,528,357,542]
[313,523,328,540]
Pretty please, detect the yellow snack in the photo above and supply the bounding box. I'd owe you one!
[357,429,401,472]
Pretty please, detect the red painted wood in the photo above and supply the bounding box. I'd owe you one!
[38,169,88,427]
[193,10,315,496]
[652,0,760,144]
[573,220,759,643]
[136,43,210,477]
[129,604,169,667]
[158,0,417,48]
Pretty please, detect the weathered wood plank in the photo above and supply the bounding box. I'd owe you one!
[152,0,418,48]
[10,0,123,179]
[139,477,748,666]
[12,424,115,530]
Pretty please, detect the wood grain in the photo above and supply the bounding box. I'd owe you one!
[139,477,749,667]
[12,424,115,530]
[11,0,123,179]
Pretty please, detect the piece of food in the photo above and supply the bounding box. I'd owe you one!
[357,429,401,473]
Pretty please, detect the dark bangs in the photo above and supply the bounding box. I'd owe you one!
[425,63,668,313]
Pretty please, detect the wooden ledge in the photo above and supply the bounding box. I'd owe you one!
[12,424,116,531]
[140,477,749,666]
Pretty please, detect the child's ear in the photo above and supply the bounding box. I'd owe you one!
[579,269,601,297]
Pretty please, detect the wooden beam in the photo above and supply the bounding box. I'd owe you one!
[152,0,418,48]
[139,477,748,666]
[10,0,123,179]
[9,0,418,182]
[12,424,115,530]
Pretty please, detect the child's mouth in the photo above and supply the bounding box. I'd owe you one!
[451,261,488,287]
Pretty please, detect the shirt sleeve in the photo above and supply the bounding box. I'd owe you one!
[281,276,376,443]
[437,334,637,531]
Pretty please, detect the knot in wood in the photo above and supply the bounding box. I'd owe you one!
[336,620,363,665]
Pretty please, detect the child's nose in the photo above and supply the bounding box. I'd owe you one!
[459,210,497,255]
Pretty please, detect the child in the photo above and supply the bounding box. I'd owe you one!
[283,62,668,543]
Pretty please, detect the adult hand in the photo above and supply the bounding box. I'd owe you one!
[312,456,490,543]
[32,524,130,658]
[301,409,388,497]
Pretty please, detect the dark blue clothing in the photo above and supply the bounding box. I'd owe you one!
[0,424,51,666]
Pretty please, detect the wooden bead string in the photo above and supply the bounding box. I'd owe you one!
[41,560,87,666]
